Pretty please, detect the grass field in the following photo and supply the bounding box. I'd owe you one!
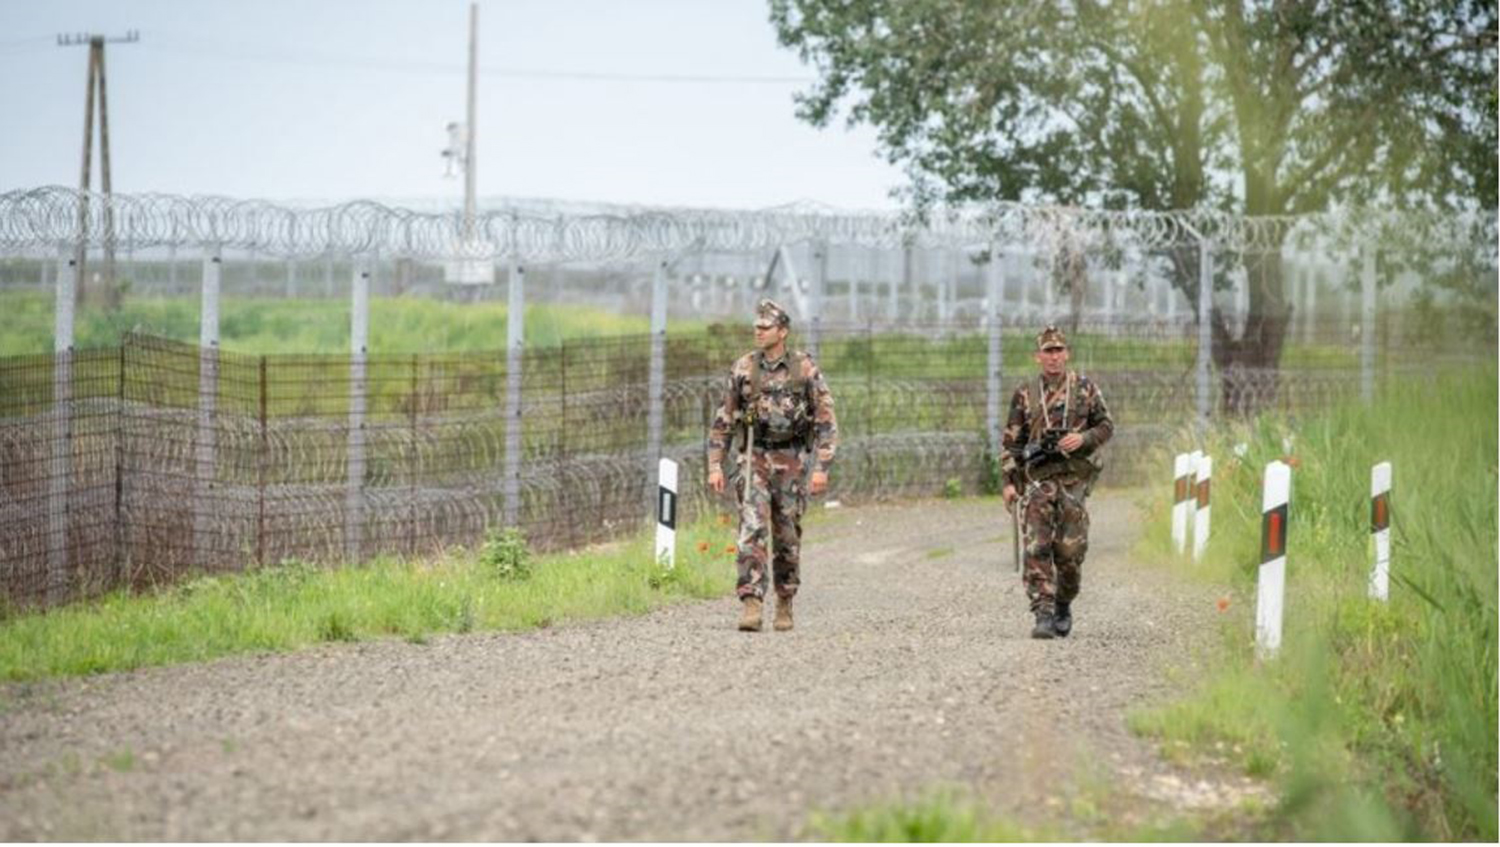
[0,290,670,356]
[3,289,1360,372]
[1127,366,1497,840]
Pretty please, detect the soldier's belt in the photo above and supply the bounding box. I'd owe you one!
[753,436,806,450]
[1026,456,1092,482]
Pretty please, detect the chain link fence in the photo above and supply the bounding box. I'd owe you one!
[2,188,1493,610]
[4,316,1486,612]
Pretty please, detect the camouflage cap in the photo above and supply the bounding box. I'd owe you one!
[1036,324,1068,350]
[755,298,791,329]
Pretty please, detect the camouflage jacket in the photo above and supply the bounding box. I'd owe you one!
[708,349,838,474]
[1001,369,1113,489]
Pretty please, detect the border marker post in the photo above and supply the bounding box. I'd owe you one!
[1172,453,1190,554]
[1256,460,1291,658]
[1193,455,1212,561]
[1369,462,1392,601]
[655,458,678,570]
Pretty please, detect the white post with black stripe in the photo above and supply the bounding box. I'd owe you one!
[1256,460,1291,659]
[655,458,678,569]
[1172,453,1191,554]
[1192,455,1212,561]
[1369,461,1392,601]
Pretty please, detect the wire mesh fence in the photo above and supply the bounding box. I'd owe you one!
[0,313,1489,612]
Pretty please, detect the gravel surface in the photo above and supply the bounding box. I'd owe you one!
[0,491,1264,841]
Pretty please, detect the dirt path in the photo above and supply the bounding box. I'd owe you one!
[0,491,1261,840]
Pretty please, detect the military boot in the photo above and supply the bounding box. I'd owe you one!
[1031,609,1056,639]
[738,596,763,632]
[773,595,794,631]
[1053,601,1072,638]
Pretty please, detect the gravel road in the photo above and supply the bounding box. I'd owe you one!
[0,491,1262,841]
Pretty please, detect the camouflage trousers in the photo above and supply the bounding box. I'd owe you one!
[732,446,807,600]
[1020,476,1091,613]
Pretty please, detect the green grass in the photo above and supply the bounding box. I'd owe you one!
[0,290,674,356]
[0,516,739,682]
[1128,365,1498,840]
[810,792,1054,842]
[809,781,1230,842]
[4,289,1358,374]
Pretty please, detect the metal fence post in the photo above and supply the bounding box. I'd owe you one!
[113,342,126,585]
[936,248,950,329]
[1042,250,1055,318]
[408,353,418,557]
[1196,238,1213,429]
[645,257,668,518]
[809,241,825,360]
[346,261,369,562]
[986,242,1003,459]
[848,246,862,324]
[257,355,267,569]
[888,245,900,322]
[48,242,77,607]
[194,247,221,572]
[1361,245,1376,403]
[503,259,525,527]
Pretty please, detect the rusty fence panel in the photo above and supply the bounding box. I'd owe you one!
[0,318,1487,611]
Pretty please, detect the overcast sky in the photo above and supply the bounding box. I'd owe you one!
[0,0,906,210]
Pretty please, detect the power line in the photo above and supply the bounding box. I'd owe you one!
[148,38,812,84]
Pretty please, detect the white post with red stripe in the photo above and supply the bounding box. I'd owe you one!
[1172,453,1191,554]
[1187,450,1203,551]
[1369,461,1392,601]
[1192,455,1212,561]
[655,458,678,570]
[1256,460,1291,658]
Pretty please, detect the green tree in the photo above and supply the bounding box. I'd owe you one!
[772,0,1497,411]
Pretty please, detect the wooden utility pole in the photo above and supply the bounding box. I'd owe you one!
[58,30,138,308]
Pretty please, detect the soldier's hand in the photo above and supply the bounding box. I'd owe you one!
[708,468,725,493]
[1058,432,1085,454]
[809,470,828,496]
[1003,484,1018,508]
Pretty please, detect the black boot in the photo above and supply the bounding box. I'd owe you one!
[1053,601,1072,637]
[1031,610,1056,639]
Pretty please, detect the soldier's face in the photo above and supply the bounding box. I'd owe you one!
[754,323,785,351]
[1034,345,1069,376]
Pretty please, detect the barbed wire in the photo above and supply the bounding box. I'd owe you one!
[1,185,1492,263]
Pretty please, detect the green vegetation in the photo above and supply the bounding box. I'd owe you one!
[0,515,738,681]
[811,793,1049,842]
[809,783,1223,842]
[0,290,666,356]
[1129,366,1498,840]
[5,289,1360,372]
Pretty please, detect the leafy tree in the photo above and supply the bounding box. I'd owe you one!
[772,0,1497,411]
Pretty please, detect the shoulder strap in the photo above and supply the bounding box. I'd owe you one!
[1031,370,1076,434]
[788,351,808,397]
[746,352,762,409]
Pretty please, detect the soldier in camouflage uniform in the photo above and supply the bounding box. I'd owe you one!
[708,299,838,632]
[1002,325,1113,639]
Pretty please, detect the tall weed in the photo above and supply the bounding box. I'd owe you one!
[1132,366,1497,839]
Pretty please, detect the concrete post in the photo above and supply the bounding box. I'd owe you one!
[345,262,369,561]
[644,258,668,519]
[194,248,222,570]
[503,260,525,527]
[1361,246,1377,403]
[48,243,77,606]
[986,243,1004,459]
[1196,239,1213,429]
